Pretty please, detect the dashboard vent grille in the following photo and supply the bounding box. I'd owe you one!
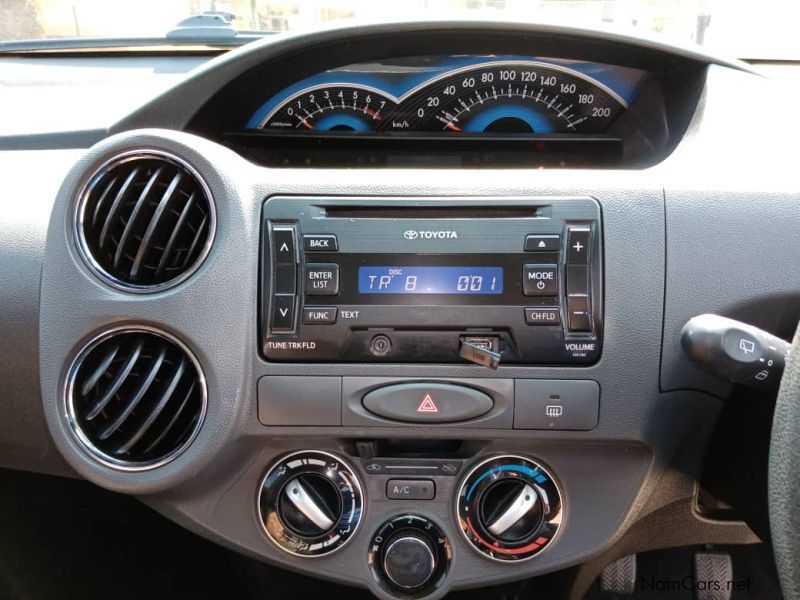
[77,152,214,291]
[67,328,207,469]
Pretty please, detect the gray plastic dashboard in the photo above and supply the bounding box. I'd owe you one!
[1,21,799,600]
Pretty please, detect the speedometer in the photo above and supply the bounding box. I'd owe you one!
[259,84,398,132]
[394,61,627,134]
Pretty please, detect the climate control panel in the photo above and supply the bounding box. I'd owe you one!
[256,451,564,597]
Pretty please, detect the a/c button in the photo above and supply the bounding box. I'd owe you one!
[386,479,435,500]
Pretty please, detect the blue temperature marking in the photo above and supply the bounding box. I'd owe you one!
[313,113,372,132]
[461,105,555,134]
[466,465,545,501]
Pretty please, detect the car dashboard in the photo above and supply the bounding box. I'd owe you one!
[1,20,798,600]
[187,28,702,170]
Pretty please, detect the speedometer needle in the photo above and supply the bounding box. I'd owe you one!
[445,122,461,132]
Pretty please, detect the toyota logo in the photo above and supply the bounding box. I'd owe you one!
[403,230,419,240]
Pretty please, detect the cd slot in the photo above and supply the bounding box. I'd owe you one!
[320,205,549,220]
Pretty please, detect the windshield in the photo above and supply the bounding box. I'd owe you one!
[2,0,799,60]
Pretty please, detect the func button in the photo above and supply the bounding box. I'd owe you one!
[302,307,337,324]
[362,382,493,423]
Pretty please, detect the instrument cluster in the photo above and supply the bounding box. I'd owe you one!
[248,55,645,137]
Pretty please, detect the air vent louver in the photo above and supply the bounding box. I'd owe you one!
[77,152,214,291]
[67,328,206,469]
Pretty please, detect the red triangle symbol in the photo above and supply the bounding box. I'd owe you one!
[417,394,439,413]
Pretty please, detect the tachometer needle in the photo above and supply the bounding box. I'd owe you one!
[298,117,314,130]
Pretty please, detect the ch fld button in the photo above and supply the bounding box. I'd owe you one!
[523,264,558,296]
[386,479,436,500]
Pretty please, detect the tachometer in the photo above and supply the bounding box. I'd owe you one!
[259,84,398,132]
[393,61,627,134]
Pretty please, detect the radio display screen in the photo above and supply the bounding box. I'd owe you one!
[358,266,503,295]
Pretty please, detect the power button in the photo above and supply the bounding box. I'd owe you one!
[523,264,558,296]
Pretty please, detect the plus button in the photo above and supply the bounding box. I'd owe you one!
[567,227,591,264]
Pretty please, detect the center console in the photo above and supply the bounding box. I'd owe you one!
[253,196,603,596]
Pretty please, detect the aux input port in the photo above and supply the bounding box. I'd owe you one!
[370,334,392,357]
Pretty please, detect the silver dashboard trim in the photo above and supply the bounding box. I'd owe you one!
[63,324,208,472]
[256,449,365,559]
[73,148,217,294]
[455,454,564,563]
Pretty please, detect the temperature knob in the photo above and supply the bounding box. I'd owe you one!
[258,450,363,557]
[456,455,562,561]
[368,515,450,596]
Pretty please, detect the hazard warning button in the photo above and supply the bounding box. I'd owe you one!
[417,394,439,414]
[362,382,493,423]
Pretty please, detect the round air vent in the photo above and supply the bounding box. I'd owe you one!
[76,151,215,292]
[65,327,207,470]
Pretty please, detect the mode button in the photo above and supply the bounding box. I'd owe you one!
[523,264,558,296]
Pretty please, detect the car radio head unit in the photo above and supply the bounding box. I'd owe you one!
[260,197,602,365]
